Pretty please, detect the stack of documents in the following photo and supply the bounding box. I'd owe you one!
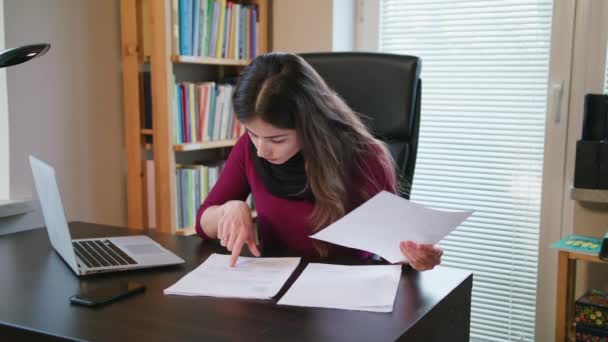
[311,191,472,264]
[164,254,300,300]
[164,192,472,312]
[278,263,402,312]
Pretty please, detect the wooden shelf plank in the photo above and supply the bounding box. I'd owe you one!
[570,186,608,203]
[141,129,153,135]
[174,139,238,151]
[175,227,197,236]
[171,55,251,66]
[120,0,146,229]
[175,211,258,237]
[567,251,607,263]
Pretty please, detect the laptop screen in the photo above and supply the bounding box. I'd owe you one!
[29,156,80,275]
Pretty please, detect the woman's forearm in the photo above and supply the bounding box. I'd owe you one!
[200,205,223,239]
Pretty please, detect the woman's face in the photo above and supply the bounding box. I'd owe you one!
[245,117,301,165]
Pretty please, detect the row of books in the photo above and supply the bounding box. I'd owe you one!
[176,163,254,230]
[174,0,260,59]
[173,82,244,144]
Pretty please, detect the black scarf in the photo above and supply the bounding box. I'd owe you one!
[250,141,314,201]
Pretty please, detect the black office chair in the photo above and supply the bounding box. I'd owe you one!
[300,52,422,199]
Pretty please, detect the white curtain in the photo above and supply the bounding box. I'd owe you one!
[379,1,553,341]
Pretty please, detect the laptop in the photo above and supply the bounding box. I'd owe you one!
[29,156,184,276]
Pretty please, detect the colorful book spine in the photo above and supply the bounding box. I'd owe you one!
[171,0,180,55]
[199,0,207,56]
[216,0,227,58]
[191,0,200,56]
[233,4,240,59]
[181,83,190,142]
[222,3,231,59]
[204,0,214,56]
[209,1,219,57]
[245,5,250,59]
[179,0,193,55]
[250,5,257,59]
[207,84,217,141]
[188,83,197,142]
[176,84,183,143]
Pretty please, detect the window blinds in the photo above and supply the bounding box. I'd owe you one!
[379,1,552,341]
[605,47,608,92]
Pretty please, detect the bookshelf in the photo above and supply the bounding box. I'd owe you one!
[171,55,251,66]
[120,0,271,235]
[555,250,608,342]
[174,138,238,151]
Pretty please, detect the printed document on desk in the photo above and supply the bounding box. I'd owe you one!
[310,191,473,264]
[278,263,401,312]
[164,254,300,300]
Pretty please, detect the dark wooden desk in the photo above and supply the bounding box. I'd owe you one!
[0,222,472,341]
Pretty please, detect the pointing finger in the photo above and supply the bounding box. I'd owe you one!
[230,235,246,267]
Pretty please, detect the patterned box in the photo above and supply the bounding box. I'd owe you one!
[575,324,608,342]
[575,289,608,332]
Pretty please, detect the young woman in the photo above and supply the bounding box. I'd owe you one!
[195,52,442,271]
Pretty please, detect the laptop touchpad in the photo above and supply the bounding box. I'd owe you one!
[124,244,164,255]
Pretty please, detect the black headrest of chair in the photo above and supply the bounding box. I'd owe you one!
[300,52,422,198]
[299,52,421,141]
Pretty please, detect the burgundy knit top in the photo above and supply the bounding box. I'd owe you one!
[195,134,396,258]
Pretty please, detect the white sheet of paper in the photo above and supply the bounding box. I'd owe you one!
[310,191,473,264]
[277,263,401,312]
[164,253,301,300]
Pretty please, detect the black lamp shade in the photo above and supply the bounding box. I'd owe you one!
[0,44,50,68]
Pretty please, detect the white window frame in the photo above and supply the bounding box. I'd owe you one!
[0,0,9,200]
[355,0,608,340]
[354,0,379,51]
[535,1,575,340]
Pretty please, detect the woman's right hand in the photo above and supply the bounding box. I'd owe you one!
[217,200,261,267]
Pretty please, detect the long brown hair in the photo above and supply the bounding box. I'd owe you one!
[233,52,396,255]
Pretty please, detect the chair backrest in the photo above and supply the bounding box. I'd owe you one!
[300,52,421,198]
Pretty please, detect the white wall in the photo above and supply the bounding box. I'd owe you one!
[5,0,126,226]
[0,0,8,200]
[273,0,333,52]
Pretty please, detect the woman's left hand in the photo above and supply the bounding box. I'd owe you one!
[399,241,443,271]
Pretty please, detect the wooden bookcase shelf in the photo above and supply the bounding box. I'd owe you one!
[174,139,238,151]
[120,0,270,234]
[145,139,238,152]
[570,186,608,204]
[171,55,251,66]
[144,139,238,152]
[556,250,608,341]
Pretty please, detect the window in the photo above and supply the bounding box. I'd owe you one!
[0,69,8,200]
[379,1,552,341]
[0,0,8,200]
[605,45,608,92]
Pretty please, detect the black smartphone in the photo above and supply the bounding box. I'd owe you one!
[70,280,146,307]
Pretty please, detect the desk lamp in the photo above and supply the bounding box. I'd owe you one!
[0,43,50,68]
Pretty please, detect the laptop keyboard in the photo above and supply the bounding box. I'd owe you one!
[73,240,138,268]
